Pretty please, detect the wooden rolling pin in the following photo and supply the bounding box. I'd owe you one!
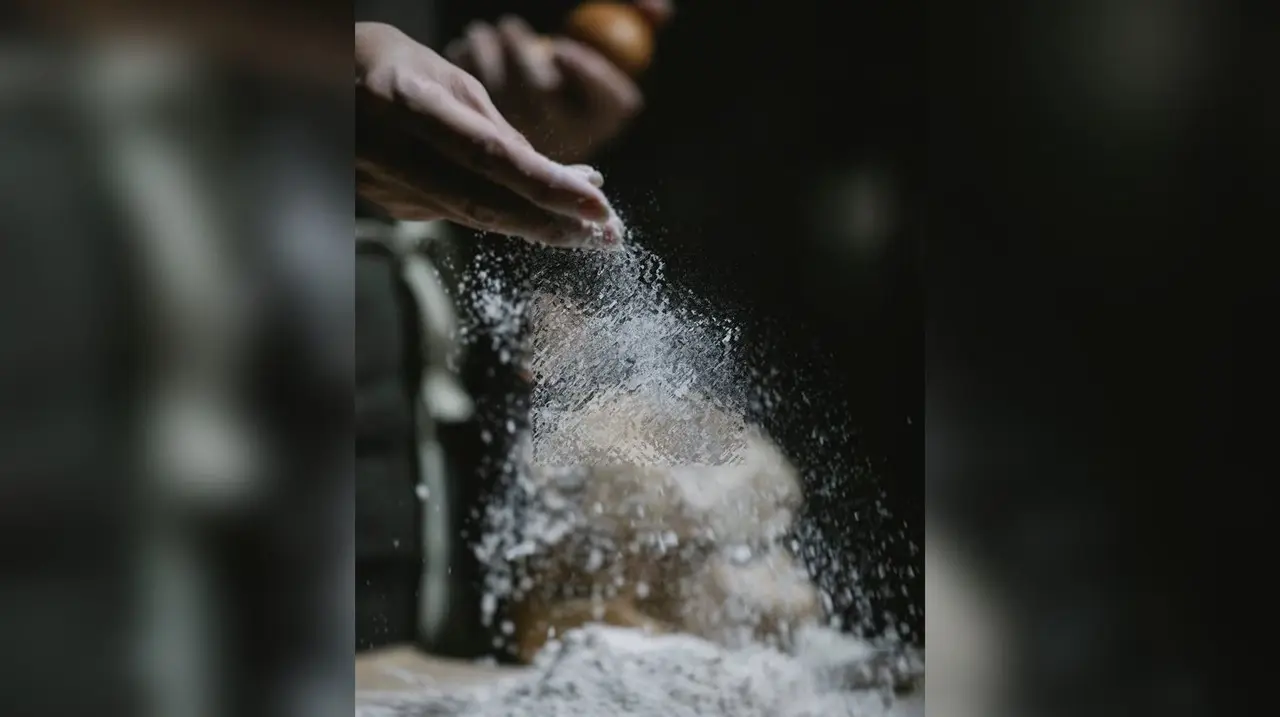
[561,1,660,78]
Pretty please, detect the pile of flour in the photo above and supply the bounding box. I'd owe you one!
[356,624,922,717]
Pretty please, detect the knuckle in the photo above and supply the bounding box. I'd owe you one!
[452,73,490,103]
[360,65,397,96]
[392,72,446,107]
[618,90,645,117]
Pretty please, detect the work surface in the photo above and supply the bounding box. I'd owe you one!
[356,646,523,691]
[355,643,925,716]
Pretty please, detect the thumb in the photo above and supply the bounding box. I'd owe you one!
[633,0,673,29]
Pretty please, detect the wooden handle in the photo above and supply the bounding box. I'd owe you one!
[563,1,656,78]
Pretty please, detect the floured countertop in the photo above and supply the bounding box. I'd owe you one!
[356,646,526,692]
[355,626,923,717]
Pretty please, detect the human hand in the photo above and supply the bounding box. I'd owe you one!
[444,4,670,164]
[355,22,624,248]
[632,0,675,27]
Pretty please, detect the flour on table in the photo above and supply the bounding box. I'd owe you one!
[356,624,921,717]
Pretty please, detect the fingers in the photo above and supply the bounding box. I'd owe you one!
[443,22,538,147]
[356,162,447,221]
[497,15,561,91]
[357,123,622,248]
[570,164,605,187]
[359,147,586,245]
[356,27,627,245]
[633,0,675,28]
[446,64,534,148]
[552,38,643,120]
[447,21,506,91]
[361,83,612,223]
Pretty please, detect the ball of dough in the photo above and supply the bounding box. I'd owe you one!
[675,548,824,650]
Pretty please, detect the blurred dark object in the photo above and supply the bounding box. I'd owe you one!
[563,2,655,77]
[16,0,351,83]
[926,1,1274,715]
[354,230,497,660]
[355,244,423,651]
[0,55,146,716]
[0,38,351,717]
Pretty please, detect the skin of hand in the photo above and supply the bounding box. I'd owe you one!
[444,1,674,164]
[356,21,626,248]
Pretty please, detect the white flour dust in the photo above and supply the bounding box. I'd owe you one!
[522,248,745,466]
[356,624,923,717]
[424,240,922,715]
[458,243,765,633]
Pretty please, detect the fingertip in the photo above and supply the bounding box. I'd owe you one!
[444,39,463,62]
[569,215,628,251]
[463,20,492,45]
[497,142,611,222]
[532,35,557,65]
[466,20,498,45]
[498,16,560,90]
[548,36,586,62]
[570,164,606,187]
[496,14,535,35]
[596,214,629,249]
[634,0,674,28]
[545,159,612,220]
[527,217,596,249]
[619,87,644,115]
[550,204,628,251]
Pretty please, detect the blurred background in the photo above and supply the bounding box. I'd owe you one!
[1,1,1273,717]
[0,11,353,717]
